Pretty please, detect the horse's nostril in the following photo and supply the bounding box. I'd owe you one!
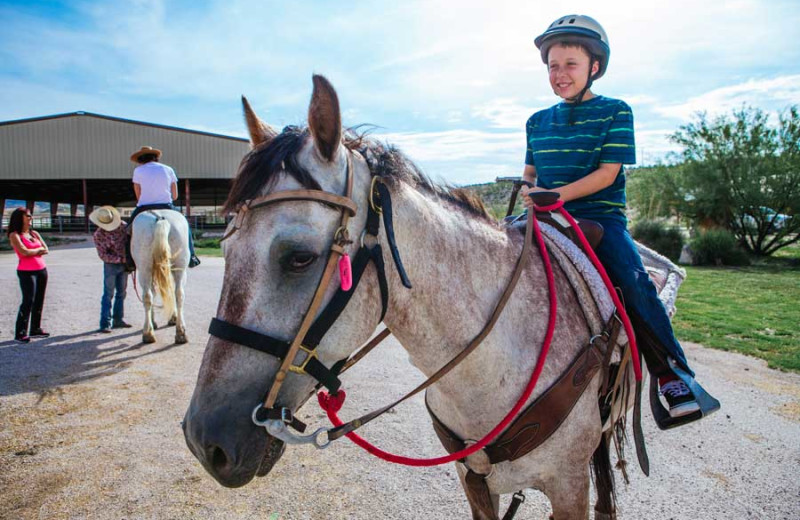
[211,445,229,471]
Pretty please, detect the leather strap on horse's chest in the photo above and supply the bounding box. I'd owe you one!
[427,322,613,465]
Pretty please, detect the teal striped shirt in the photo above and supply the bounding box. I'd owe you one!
[525,96,636,222]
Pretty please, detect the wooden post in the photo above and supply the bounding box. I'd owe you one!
[70,203,78,217]
[82,179,89,233]
[184,179,191,217]
[50,202,58,231]
[26,200,35,213]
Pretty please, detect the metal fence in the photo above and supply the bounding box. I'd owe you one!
[1,214,231,234]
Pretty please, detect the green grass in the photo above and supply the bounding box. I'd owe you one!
[196,247,223,257]
[673,262,800,372]
[194,236,223,257]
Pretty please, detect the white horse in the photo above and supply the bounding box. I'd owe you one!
[183,77,644,519]
[131,210,190,345]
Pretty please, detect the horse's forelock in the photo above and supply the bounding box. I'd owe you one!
[223,128,322,214]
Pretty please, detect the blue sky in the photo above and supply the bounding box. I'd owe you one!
[2,0,799,185]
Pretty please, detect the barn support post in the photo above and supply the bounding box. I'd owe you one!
[50,202,58,232]
[0,199,5,219]
[70,203,78,217]
[26,200,35,213]
[185,178,192,223]
[82,179,89,233]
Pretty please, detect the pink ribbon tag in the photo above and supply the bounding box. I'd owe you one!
[338,253,352,291]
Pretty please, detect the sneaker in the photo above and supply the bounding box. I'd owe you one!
[189,254,201,268]
[15,335,31,343]
[97,328,112,334]
[112,321,133,329]
[29,329,50,338]
[660,379,701,418]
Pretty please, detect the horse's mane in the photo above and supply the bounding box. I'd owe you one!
[223,126,493,222]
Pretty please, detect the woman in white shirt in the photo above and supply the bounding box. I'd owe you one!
[127,146,200,268]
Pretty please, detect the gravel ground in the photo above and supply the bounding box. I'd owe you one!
[1,244,798,520]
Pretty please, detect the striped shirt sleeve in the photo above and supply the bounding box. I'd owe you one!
[599,102,636,165]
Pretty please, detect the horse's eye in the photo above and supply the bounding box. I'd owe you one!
[286,251,318,272]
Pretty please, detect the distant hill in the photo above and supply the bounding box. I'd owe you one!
[462,180,524,219]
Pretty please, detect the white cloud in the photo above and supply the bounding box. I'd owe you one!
[655,75,800,121]
[471,98,534,129]
[374,129,522,162]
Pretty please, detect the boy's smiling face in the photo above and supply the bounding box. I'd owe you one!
[547,44,599,102]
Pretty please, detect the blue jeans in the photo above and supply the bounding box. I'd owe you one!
[589,216,694,377]
[100,263,128,329]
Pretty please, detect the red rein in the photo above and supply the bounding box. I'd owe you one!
[318,201,641,466]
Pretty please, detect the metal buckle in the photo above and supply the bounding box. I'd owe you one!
[289,344,317,374]
[280,407,293,424]
[369,176,383,214]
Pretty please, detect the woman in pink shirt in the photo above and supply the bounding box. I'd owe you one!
[7,208,50,343]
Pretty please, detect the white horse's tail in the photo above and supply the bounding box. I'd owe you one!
[152,218,176,320]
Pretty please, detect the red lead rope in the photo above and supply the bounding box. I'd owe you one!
[318,200,640,466]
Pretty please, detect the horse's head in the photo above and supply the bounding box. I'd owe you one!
[183,75,382,487]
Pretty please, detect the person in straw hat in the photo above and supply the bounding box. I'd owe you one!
[126,146,200,269]
[90,206,132,333]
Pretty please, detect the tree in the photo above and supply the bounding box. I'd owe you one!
[671,106,800,256]
[626,163,685,222]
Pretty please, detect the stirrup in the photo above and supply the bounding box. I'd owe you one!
[649,358,720,430]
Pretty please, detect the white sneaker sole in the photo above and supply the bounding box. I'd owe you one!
[669,401,701,418]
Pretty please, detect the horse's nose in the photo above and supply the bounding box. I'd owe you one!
[182,409,259,488]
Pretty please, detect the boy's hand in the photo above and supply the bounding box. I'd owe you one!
[521,186,548,208]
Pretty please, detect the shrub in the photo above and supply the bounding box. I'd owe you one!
[630,219,685,261]
[689,229,750,266]
[194,237,221,249]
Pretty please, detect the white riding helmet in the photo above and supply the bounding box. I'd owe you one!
[534,14,610,80]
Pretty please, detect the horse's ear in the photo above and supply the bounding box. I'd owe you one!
[242,96,277,149]
[308,74,342,162]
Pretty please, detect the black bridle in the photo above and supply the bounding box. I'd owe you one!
[207,148,410,432]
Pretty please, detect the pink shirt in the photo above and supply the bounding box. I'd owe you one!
[14,233,47,271]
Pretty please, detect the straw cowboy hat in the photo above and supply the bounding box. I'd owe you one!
[130,146,163,162]
[89,206,122,232]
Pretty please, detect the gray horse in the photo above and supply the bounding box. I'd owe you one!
[183,76,652,519]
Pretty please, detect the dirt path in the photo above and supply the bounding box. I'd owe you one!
[1,246,798,519]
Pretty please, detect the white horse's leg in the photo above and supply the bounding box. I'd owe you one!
[141,271,157,344]
[174,270,188,344]
[542,466,591,520]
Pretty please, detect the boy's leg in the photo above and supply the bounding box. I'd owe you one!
[100,264,115,330]
[593,219,693,376]
[593,219,719,421]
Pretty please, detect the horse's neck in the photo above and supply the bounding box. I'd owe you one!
[384,186,517,364]
[381,185,591,438]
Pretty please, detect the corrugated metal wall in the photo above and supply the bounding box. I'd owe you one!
[0,113,251,181]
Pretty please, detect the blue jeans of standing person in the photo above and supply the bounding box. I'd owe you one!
[100,263,128,330]
[588,216,694,377]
